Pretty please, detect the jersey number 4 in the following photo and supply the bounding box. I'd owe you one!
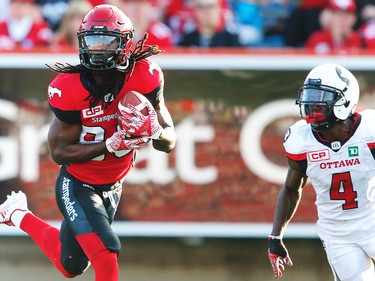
[330,172,358,210]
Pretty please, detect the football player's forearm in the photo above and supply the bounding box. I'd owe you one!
[271,186,302,236]
[50,142,108,164]
[152,127,176,153]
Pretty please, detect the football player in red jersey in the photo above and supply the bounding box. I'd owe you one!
[0,4,176,281]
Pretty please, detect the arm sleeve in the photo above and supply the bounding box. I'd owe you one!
[49,104,81,124]
[144,84,163,107]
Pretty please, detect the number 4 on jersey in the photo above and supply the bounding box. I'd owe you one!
[330,172,358,210]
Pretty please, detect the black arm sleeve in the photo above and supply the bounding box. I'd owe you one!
[145,84,163,107]
[49,104,81,124]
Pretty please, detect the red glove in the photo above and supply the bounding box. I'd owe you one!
[118,102,162,139]
[268,235,293,279]
[105,130,150,153]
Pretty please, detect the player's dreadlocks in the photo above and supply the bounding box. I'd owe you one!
[46,33,163,109]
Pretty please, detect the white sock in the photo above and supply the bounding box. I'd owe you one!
[11,210,30,228]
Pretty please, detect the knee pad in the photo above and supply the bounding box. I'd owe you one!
[61,256,90,276]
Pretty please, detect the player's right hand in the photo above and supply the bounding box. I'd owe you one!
[268,235,293,279]
[119,103,162,139]
[105,130,150,153]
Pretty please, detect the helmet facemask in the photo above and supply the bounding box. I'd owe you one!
[78,29,133,71]
[296,80,348,132]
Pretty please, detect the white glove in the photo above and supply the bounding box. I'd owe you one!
[105,130,150,153]
[118,102,162,139]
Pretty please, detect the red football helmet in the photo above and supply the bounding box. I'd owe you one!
[77,4,134,71]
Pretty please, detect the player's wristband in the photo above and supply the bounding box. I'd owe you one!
[268,235,282,240]
[105,139,115,153]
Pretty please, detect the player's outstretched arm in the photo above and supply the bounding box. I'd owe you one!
[151,99,176,153]
[268,160,307,278]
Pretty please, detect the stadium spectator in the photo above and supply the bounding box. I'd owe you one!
[164,0,194,44]
[268,63,375,280]
[50,0,93,49]
[284,0,326,47]
[305,0,363,54]
[229,0,264,46]
[0,0,53,50]
[178,0,243,47]
[34,0,69,32]
[118,0,174,48]
[0,4,176,281]
[357,1,375,48]
[257,0,297,47]
[0,0,10,21]
[353,0,375,29]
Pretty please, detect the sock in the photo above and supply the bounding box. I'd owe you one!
[20,213,76,278]
[76,233,119,281]
[91,251,118,281]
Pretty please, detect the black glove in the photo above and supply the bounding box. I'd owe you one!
[268,235,293,279]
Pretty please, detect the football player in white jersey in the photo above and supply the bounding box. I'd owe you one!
[267,63,375,281]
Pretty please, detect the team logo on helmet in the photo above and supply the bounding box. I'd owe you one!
[335,66,350,86]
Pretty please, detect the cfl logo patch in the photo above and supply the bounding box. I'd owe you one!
[308,149,330,162]
[82,106,103,118]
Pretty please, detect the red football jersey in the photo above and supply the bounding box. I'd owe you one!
[48,59,164,185]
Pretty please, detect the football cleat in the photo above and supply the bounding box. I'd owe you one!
[0,191,28,226]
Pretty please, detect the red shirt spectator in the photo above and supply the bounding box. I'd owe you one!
[305,0,362,54]
[118,0,174,48]
[0,0,52,50]
[360,20,375,49]
[144,20,174,48]
[357,3,375,49]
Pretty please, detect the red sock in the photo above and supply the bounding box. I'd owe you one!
[20,213,76,278]
[76,233,119,281]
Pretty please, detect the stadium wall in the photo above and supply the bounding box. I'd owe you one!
[2,48,372,280]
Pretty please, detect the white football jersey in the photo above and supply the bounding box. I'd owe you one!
[284,110,375,243]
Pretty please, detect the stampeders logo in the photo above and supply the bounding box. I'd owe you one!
[48,86,62,99]
[61,177,78,221]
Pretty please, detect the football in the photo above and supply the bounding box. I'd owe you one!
[117,91,151,136]
[118,90,150,117]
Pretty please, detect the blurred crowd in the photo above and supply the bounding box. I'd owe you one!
[1,0,375,54]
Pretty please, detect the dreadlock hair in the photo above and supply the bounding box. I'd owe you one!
[46,33,164,109]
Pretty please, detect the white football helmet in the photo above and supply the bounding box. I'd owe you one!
[296,63,359,132]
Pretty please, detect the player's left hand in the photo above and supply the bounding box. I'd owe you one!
[118,103,162,139]
[268,235,293,279]
[105,130,150,153]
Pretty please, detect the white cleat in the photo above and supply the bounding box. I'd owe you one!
[0,191,28,226]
